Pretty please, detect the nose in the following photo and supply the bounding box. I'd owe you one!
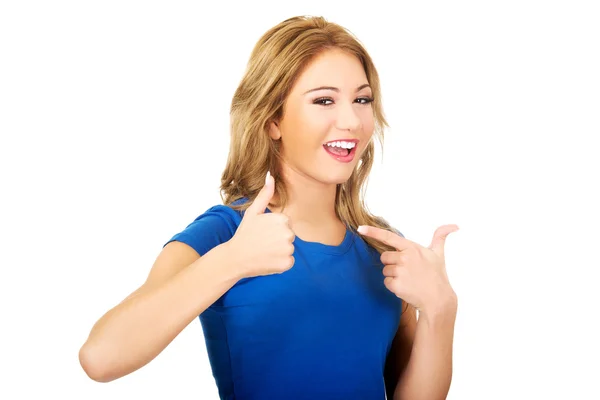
[335,101,362,132]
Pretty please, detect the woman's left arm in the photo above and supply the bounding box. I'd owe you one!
[390,296,457,400]
[358,224,460,400]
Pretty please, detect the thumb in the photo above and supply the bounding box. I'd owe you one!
[245,171,275,216]
[429,224,459,257]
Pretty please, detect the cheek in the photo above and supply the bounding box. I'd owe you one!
[286,107,334,148]
[357,113,375,155]
[304,105,335,129]
[360,110,375,136]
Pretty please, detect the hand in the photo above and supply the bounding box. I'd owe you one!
[357,224,459,314]
[227,171,296,278]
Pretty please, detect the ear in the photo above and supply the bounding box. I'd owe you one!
[268,120,281,140]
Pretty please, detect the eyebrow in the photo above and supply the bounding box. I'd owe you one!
[303,83,371,95]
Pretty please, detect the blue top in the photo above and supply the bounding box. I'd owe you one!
[164,199,403,400]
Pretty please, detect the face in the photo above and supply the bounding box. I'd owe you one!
[269,48,375,185]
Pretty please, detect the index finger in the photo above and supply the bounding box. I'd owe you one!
[357,225,409,251]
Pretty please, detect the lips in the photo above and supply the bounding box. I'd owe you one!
[323,139,358,163]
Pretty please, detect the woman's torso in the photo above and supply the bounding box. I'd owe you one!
[165,201,403,399]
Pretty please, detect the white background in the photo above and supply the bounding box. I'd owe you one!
[1,1,599,399]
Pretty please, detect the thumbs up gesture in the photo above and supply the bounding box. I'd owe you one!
[357,224,459,315]
[228,172,296,279]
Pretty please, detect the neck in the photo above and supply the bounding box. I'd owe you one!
[271,162,338,225]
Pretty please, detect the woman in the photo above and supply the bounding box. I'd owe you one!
[79,15,459,400]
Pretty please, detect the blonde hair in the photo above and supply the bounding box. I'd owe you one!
[220,15,398,256]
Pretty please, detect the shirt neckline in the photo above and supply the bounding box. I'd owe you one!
[263,206,355,255]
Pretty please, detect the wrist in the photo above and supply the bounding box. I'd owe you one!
[214,240,247,283]
[420,290,458,325]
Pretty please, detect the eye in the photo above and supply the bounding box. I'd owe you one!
[356,97,374,105]
[313,97,375,106]
[313,97,334,106]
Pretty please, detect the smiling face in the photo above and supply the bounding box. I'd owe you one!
[269,48,375,185]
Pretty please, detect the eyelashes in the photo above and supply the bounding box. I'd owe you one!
[313,97,374,106]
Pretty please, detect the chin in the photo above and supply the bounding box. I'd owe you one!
[320,169,355,185]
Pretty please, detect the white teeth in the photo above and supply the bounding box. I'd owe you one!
[325,141,356,149]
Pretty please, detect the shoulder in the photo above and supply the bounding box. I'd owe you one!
[374,215,405,238]
[190,197,251,229]
[355,215,405,264]
[163,199,249,256]
[196,202,244,227]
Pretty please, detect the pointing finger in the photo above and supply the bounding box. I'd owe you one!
[357,225,409,251]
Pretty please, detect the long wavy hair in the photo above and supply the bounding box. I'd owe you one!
[220,15,399,257]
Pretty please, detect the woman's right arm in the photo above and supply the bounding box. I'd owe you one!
[78,240,242,383]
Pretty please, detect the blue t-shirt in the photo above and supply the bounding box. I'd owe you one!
[164,199,403,400]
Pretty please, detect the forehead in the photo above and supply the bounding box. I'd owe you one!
[291,49,369,93]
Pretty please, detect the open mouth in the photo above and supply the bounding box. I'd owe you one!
[323,139,358,162]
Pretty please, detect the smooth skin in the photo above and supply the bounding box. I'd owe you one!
[359,225,459,400]
[78,175,292,382]
[266,48,458,399]
[80,48,458,400]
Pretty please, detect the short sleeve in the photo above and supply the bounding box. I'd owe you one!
[163,205,242,257]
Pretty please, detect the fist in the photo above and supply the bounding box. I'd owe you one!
[228,171,296,278]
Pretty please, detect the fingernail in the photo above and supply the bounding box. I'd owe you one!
[266,171,271,184]
[357,225,366,234]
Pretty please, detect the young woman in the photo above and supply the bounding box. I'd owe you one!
[79,15,459,400]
